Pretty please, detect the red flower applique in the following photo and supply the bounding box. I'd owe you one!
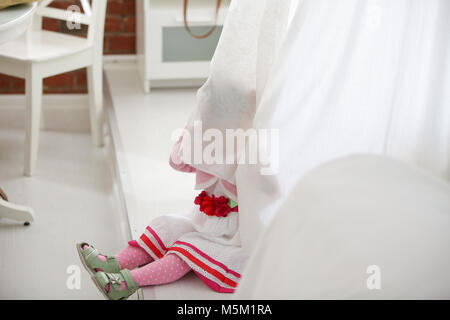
[194,191,207,205]
[215,203,232,217]
[200,196,215,216]
[195,191,237,218]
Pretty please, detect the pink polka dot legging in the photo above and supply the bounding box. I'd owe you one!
[115,245,191,287]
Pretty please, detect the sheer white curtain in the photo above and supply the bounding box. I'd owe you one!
[236,0,450,253]
[176,0,292,181]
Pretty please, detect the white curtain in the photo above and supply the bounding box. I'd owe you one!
[236,0,450,254]
[176,0,292,182]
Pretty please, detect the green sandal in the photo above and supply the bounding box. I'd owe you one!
[92,269,139,300]
[76,243,120,276]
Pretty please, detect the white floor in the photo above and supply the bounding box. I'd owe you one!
[105,64,227,299]
[0,125,127,299]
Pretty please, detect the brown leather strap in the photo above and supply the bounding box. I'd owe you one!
[183,0,222,39]
[0,187,8,202]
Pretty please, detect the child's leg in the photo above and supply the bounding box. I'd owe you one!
[115,244,153,270]
[103,254,191,293]
[130,254,191,287]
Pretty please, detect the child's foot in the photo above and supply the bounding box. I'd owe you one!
[76,242,121,276]
[92,270,139,300]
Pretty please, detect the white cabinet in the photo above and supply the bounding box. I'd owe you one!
[136,0,230,92]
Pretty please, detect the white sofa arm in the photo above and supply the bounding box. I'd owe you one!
[235,155,450,299]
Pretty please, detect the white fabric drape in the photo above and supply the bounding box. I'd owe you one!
[175,0,292,183]
[235,155,450,299]
[236,0,450,254]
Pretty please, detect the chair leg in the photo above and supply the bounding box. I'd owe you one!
[24,74,43,177]
[87,64,104,147]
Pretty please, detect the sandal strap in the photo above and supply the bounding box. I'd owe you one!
[82,243,120,272]
[120,269,139,291]
[98,270,139,300]
[103,270,137,289]
[84,246,100,264]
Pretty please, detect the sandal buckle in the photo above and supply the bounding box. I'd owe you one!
[107,273,121,285]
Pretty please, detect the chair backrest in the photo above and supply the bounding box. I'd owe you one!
[33,0,107,53]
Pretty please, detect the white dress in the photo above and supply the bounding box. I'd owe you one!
[135,168,246,293]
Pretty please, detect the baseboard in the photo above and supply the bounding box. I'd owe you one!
[103,72,135,241]
[150,78,206,89]
[103,70,142,299]
[103,55,137,71]
[103,54,137,64]
[0,94,90,133]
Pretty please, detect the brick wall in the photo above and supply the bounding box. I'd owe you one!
[0,0,136,94]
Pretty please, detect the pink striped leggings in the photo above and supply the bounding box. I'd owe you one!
[115,243,191,287]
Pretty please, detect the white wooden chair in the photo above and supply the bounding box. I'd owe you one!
[0,0,107,176]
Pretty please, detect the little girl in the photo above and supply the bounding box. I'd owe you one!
[77,159,246,300]
[77,0,291,300]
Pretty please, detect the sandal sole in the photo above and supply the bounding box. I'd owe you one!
[91,275,113,300]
